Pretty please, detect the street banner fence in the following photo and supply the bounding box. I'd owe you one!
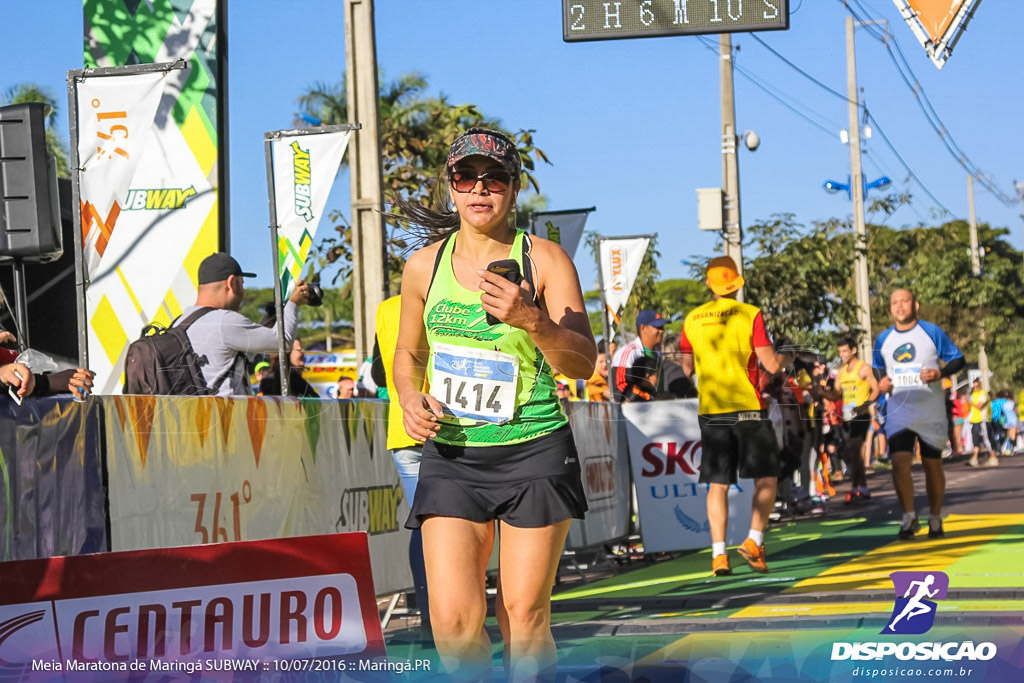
[0,395,732,590]
[622,399,754,552]
[0,533,385,677]
[0,398,106,562]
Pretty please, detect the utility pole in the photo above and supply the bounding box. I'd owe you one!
[344,0,387,361]
[846,15,872,362]
[720,34,744,302]
[967,173,991,392]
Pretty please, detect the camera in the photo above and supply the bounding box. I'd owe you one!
[307,283,324,307]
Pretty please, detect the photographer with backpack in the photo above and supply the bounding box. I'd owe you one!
[124,253,312,396]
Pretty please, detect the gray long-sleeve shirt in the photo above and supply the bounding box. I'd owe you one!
[174,301,299,396]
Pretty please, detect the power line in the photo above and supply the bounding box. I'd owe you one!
[838,0,1017,206]
[734,33,953,216]
[747,33,854,105]
[695,36,841,139]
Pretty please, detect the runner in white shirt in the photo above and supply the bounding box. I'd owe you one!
[873,289,965,540]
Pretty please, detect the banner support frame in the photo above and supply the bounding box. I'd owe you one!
[263,124,361,396]
[65,58,188,370]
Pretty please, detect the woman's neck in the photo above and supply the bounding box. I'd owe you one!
[456,223,516,261]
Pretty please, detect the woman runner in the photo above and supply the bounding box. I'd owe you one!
[393,128,596,681]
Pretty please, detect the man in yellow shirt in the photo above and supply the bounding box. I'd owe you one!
[680,257,793,577]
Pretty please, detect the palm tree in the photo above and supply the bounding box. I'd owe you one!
[1,83,71,178]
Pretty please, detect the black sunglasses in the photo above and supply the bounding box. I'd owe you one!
[449,169,513,193]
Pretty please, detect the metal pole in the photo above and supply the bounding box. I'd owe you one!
[719,34,744,302]
[967,173,990,393]
[846,15,872,361]
[66,71,89,368]
[264,138,290,396]
[344,0,388,363]
[595,236,614,401]
[11,262,29,351]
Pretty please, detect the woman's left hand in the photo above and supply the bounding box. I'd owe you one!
[478,270,540,330]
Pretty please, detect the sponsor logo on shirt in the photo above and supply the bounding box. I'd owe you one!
[893,343,916,362]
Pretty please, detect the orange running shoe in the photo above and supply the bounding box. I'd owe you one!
[737,538,769,573]
[712,554,732,577]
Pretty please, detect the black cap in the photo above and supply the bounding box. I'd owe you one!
[198,253,256,285]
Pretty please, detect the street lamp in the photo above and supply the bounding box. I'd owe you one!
[823,174,892,200]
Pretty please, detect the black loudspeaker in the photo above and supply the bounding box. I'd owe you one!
[0,178,78,362]
[0,103,63,262]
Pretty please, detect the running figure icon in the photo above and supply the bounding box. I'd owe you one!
[888,574,939,631]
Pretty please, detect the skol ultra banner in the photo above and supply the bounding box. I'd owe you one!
[529,209,592,259]
[622,399,753,552]
[83,0,224,393]
[598,235,649,321]
[270,131,352,297]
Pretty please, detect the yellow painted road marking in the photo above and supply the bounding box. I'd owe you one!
[781,514,1024,594]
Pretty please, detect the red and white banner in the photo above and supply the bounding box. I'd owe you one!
[622,400,754,553]
[0,534,384,678]
[598,236,649,321]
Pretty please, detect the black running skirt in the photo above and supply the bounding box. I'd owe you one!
[406,425,589,529]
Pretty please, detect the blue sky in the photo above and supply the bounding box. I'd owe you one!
[3,0,1022,292]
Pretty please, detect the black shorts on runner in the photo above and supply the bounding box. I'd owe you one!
[844,416,871,441]
[888,429,943,460]
[698,410,780,485]
[407,425,588,529]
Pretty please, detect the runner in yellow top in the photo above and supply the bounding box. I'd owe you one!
[680,256,793,577]
[834,338,879,503]
[968,379,994,466]
[373,295,429,638]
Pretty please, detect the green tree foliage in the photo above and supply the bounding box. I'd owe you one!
[741,213,861,353]
[295,72,551,291]
[1,83,71,178]
[734,211,1024,387]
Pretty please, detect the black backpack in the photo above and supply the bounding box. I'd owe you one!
[123,307,217,395]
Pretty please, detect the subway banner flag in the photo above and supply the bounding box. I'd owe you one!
[83,0,224,394]
[270,131,351,298]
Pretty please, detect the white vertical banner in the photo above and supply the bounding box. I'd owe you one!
[77,71,165,277]
[271,130,352,297]
[598,235,650,318]
[74,63,222,395]
[530,208,593,258]
[622,400,754,552]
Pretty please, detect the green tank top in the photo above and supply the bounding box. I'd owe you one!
[424,229,567,446]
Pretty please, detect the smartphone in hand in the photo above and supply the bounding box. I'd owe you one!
[485,259,522,326]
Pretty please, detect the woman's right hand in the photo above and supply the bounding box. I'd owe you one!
[401,391,444,442]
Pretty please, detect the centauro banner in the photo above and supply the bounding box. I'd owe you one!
[83,0,223,394]
[0,534,385,673]
[271,131,352,297]
[529,209,593,259]
[598,235,650,322]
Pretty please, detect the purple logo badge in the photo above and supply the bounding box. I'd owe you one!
[882,571,949,635]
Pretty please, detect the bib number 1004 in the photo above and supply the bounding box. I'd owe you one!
[442,377,503,415]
